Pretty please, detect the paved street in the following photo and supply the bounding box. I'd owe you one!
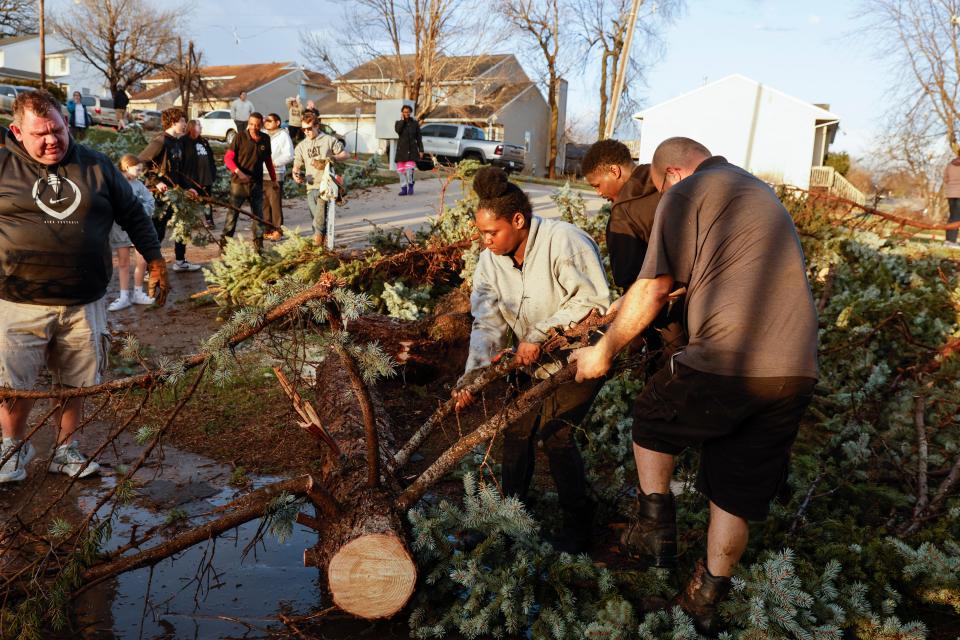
[228,174,603,248]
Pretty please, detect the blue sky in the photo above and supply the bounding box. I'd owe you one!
[53,0,886,158]
[635,1,886,158]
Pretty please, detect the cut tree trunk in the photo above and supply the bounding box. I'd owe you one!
[301,351,417,619]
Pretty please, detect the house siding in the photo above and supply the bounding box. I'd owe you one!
[0,36,106,97]
[635,76,833,189]
[497,85,550,176]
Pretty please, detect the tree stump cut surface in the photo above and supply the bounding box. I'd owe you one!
[328,533,417,618]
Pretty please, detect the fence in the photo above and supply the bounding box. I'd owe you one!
[810,165,866,206]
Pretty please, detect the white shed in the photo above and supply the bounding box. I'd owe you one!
[633,74,839,189]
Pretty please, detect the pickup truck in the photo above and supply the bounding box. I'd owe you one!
[420,123,525,172]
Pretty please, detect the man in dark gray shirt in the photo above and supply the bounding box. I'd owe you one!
[572,137,818,634]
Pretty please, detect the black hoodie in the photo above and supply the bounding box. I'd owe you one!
[0,128,162,305]
[605,163,661,290]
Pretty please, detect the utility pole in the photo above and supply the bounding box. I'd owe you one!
[38,0,46,87]
[603,0,644,140]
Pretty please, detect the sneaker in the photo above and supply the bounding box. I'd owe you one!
[107,295,132,311]
[48,441,100,478]
[131,290,155,305]
[172,260,201,272]
[0,440,36,483]
[945,241,960,249]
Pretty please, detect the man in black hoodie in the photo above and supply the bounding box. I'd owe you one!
[582,139,685,361]
[0,90,168,484]
[138,108,201,272]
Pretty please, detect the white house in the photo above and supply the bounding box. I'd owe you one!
[632,74,840,189]
[318,54,566,175]
[0,34,107,97]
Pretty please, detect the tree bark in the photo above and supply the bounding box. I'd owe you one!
[302,353,417,619]
[396,362,577,511]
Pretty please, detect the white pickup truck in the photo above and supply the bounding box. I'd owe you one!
[420,123,526,172]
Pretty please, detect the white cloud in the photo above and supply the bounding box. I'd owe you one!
[808,14,823,25]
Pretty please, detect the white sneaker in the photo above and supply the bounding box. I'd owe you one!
[945,241,960,249]
[48,441,100,478]
[131,290,155,305]
[172,260,201,272]
[0,440,36,483]
[107,295,132,311]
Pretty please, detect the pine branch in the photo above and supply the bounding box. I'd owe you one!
[912,394,929,515]
[78,475,318,591]
[0,275,338,400]
[325,301,381,488]
[396,362,577,511]
[393,307,617,470]
[273,366,342,457]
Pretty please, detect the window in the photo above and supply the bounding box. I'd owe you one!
[433,124,459,138]
[81,96,95,107]
[99,98,114,108]
[463,127,485,140]
[45,55,69,76]
[422,124,459,138]
[0,85,15,97]
[360,83,385,100]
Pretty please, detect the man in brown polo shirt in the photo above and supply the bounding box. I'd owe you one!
[573,137,818,634]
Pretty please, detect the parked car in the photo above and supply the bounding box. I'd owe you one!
[420,123,525,172]
[0,84,36,114]
[198,109,238,144]
[75,95,119,128]
[131,109,161,130]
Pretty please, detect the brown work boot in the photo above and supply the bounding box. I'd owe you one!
[313,233,325,247]
[672,559,732,636]
[620,488,677,568]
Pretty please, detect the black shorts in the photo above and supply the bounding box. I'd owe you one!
[632,362,815,521]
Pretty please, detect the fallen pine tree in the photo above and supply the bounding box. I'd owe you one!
[2,175,960,639]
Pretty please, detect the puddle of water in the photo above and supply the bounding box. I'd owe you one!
[69,474,324,639]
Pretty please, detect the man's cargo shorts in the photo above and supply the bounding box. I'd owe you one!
[0,299,108,390]
[632,360,815,521]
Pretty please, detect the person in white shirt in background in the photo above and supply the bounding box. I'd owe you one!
[230,90,255,133]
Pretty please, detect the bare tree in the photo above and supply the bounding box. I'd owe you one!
[0,0,37,38]
[862,0,960,154]
[577,0,681,138]
[497,0,567,178]
[50,0,181,99]
[875,104,948,218]
[163,38,208,116]
[300,0,484,119]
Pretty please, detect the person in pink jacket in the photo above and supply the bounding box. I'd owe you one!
[943,157,960,247]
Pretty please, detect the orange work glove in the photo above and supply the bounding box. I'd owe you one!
[147,258,169,306]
